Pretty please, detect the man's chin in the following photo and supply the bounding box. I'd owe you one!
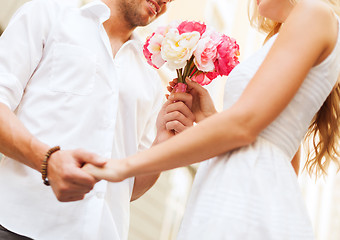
[137,18,155,27]
[146,16,158,25]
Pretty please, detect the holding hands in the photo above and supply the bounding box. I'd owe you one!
[45,77,217,200]
[47,149,106,202]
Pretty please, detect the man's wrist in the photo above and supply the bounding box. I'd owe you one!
[41,146,61,186]
[27,138,51,171]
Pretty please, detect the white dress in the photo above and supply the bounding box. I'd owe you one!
[177,18,340,240]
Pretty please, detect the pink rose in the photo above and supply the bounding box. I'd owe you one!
[177,21,206,36]
[193,32,221,72]
[155,26,168,36]
[155,21,180,36]
[143,33,166,69]
[206,71,219,81]
[214,35,240,76]
[192,71,218,86]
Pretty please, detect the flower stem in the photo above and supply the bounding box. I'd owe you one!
[179,68,183,83]
[176,69,183,83]
[190,67,199,77]
[183,56,195,83]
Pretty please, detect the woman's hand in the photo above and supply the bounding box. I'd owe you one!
[82,159,128,183]
[167,78,217,122]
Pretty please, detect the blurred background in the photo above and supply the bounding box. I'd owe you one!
[1,0,340,239]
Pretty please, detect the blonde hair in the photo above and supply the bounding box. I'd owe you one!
[247,0,282,42]
[304,80,340,177]
[248,0,340,177]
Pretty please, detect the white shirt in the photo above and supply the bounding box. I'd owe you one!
[0,0,164,239]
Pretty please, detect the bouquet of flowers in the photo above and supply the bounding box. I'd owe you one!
[143,20,240,92]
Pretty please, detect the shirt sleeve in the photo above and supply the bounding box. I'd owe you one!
[0,0,57,111]
[138,71,166,152]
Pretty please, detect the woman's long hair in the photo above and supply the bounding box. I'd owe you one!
[247,0,282,43]
[248,0,340,177]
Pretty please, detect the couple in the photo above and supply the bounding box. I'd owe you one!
[0,0,339,240]
[87,0,340,239]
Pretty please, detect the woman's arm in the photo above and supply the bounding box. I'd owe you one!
[86,1,338,181]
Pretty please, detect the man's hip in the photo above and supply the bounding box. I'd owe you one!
[0,225,33,240]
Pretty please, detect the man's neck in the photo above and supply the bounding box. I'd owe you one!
[102,0,135,44]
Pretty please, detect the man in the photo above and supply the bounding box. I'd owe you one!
[0,0,194,239]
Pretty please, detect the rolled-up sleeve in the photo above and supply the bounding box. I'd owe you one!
[0,0,55,111]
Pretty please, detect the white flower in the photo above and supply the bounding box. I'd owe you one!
[161,28,200,70]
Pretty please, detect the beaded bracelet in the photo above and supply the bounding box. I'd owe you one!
[41,146,60,186]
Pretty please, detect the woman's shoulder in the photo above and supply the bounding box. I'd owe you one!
[293,0,336,25]
[285,0,338,46]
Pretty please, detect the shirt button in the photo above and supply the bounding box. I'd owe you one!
[96,192,105,199]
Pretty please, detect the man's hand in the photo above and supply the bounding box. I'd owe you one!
[127,82,196,201]
[47,149,106,202]
[155,86,195,143]
[167,78,217,122]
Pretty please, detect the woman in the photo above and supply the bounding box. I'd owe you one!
[85,0,340,238]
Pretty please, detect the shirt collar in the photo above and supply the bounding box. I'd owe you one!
[81,0,111,24]
[130,32,141,42]
[81,1,142,47]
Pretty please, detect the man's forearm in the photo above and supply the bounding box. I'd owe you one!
[0,103,49,171]
[130,134,170,201]
[131,173,160,201]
